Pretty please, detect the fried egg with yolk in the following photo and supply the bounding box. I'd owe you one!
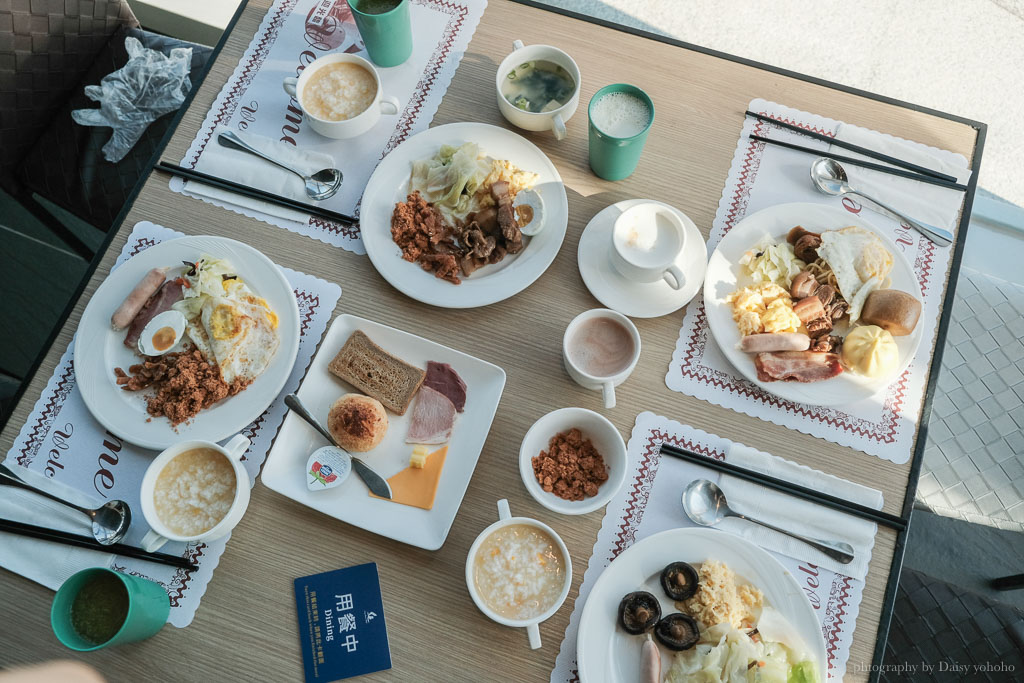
[817,226,894,322]
[187,295,280,384]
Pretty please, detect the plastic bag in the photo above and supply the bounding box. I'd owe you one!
[72,37,193,163]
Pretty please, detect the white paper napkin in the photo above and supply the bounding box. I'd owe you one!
[184,126,336,224]
[0,462,114,590]
[832,124,971,233]
[714,444,883,581]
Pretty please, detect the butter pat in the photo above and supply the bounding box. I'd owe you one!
[410,445,430,469]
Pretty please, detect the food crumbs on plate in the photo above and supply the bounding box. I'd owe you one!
[531,428,609,501]
[679,559,763,629]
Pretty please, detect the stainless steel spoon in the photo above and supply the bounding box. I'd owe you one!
[217,130,343,201]
[0,463,131,545]
[284,394,393,500]
[682,478,854,564]
[809,157,953,247]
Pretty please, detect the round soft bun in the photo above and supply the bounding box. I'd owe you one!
[328,394,388,452]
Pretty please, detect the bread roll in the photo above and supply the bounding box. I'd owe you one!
[842,325,898,379]
[860,289,922,336]
[328,394,388,452]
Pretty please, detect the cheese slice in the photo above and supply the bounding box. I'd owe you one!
[369,446,447,510]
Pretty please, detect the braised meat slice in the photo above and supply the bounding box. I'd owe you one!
[790,271,818,299]
[491,180,524,254]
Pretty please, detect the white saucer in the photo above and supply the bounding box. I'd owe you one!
[577,199,707,318]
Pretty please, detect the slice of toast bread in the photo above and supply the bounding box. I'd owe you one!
[328,330,426,415]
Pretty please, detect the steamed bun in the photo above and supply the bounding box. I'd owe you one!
[842,325,898,378]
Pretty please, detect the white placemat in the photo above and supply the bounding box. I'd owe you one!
[550,411,875,683]
[666,98,972,464]
[171,0,488,253]
[2,221,341,627]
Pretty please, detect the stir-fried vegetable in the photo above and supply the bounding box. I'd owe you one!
[409,142,493,220]
[739,238,806,288]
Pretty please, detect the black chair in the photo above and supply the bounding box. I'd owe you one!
[1,0,212,259]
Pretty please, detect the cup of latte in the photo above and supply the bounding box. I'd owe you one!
[587,83,654,180]
[282,53,400,139]
[465,499,572,649]
[611,202,688,289]
[139,434,252,552]
[562,308,642,409]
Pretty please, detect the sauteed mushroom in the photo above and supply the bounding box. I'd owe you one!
[617,591,662,634]
[660,561,699,601]
[654,613,700,651]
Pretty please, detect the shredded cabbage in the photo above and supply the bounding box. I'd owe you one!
[172,254,248,320]
[409,142,492,220]
[739,238,806,288]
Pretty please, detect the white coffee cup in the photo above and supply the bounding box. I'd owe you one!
[496,40,581,141]
[465,499,572,650]
[140,434,251,552]
[562,308,642,409]
[282,53,400,139]
[611,202,688,289]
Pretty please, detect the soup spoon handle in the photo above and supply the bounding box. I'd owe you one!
[218,131,307,180]
[0,464,91,517]
[845,188,953,246]
[726,510,855,564]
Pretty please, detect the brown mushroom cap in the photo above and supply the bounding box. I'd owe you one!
[660,561,699,601]
[654,613,700,651]
[617,591,662,635]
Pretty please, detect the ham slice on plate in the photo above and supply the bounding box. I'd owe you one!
[406,386,457,444]
[423,361,467,412]
[754,351,843,383]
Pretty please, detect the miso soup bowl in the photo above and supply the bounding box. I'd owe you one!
[496,40,581,140]
[465,499,572,649]
[139,434,252,552]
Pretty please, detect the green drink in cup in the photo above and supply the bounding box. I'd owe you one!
[51,568,170,651]
[348,0,413,68]
[588,84,655,181]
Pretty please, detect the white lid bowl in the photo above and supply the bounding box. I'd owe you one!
[518,407,628,515]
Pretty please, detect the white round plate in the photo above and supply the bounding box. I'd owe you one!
[75,236,300,450]
[578,199,707,318]
[361,122,568,308]
[576,528,826,683]
[704,202,923,406]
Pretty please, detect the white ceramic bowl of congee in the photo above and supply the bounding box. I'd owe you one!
[465,499,572,649]
[495,40,581,140]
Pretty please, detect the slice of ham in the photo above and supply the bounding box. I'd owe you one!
[405,385,457,444]
[123,278,185,348]
[423,361,467,412]
[754,351,843,383]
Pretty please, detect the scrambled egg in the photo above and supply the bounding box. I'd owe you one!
[680,560,763,629]
[726,283,801,335]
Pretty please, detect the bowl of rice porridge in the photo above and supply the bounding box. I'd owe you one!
[465,499,572,649]
[139,434,252,552]
[283,53,400,139]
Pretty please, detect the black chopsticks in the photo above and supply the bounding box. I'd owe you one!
[749,134,968,192]
[659,443,906,530]
[0,518,199,571]
[155,162,358,226]
[745,109,962,186]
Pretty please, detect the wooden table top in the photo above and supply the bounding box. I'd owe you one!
[0,1,982,680]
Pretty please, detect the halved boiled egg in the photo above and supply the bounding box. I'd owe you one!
[137,310,187,356]
[513,188,545,236]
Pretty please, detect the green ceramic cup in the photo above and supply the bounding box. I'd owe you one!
[587,84,655,181]
[51,568,170,651]
[348,0,413,68]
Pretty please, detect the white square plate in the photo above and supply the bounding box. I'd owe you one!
[260,314,506,549]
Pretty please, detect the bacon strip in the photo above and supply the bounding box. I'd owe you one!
[754,351,843,383]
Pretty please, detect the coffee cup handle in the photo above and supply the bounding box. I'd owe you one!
[527,623,542,649]
[602,381,616,409]
[141,529,169,552]
[222,434,250,461]
[512,39,524,52]
[283,77,298,98]
[551,113,567,141]
[663,264,685,290]
[497,498,511,521]
[380,95,400,116]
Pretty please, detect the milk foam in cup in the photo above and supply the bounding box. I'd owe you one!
[610,202,687,289]
[140,434,252,552]
[465,499,572,649]
[587,83,654,181]
[562,308,642,409]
